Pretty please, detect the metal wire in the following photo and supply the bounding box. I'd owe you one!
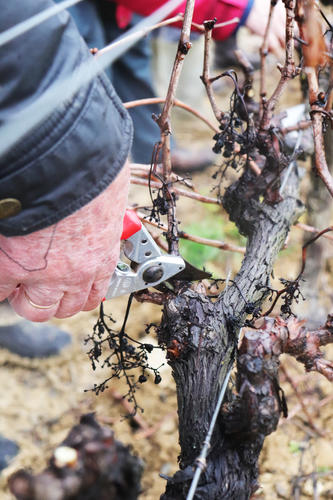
[186,271,235,500]
[186,359,233,500]
[0,0,183,157]
[279,129,304,196]
[0,0,85,48]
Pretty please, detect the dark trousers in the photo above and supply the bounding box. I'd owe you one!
[67,0,163,164]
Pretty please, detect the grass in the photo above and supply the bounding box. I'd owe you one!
[179,205,246,274]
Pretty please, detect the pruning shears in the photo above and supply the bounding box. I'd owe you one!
[105,210,188,299]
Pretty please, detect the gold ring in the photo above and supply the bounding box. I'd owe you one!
[24,291,59,310]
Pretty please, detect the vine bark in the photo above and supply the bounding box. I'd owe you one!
[159,168,304,499]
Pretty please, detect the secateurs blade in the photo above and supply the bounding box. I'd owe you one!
[105,210,210,299]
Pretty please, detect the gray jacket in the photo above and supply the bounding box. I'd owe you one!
[0,0,133,236]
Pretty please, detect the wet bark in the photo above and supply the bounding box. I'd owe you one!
[159,168,304,499]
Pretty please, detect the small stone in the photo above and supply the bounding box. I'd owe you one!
[54,446,78,468]
[275,482,289,499]
[160,463,173,476]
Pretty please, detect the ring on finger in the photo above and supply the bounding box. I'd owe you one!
[24,291,59,310]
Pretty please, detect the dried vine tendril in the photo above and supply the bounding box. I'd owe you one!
[211,70,256,198]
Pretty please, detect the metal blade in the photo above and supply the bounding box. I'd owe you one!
[172,259,212,281]
[154,259,211,292]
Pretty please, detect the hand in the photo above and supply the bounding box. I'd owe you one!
[245,0,286,57]
[0,161,130,322]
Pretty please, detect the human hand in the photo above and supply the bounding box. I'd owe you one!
[0,162,130,322]
[245,0,286,57]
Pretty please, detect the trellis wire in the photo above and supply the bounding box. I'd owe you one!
[186,271,236,500]
[279,129,304,195]
[186,360,233,500]
[0,0,85,48]
[0,0,183,157]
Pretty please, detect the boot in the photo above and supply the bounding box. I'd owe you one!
[214,34,260,70]
[171,147,215,174]
[0,321,71,358]
[0,435,19,472]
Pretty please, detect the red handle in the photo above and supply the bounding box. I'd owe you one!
[121,210,142,240]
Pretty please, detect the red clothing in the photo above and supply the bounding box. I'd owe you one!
[114,0,250,40]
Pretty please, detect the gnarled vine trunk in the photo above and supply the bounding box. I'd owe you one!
[159,168,303,499]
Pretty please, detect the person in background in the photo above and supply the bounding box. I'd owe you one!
[66,0,285,169]
[63,2,215,170]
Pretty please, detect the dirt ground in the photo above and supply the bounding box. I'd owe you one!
[1,24,333,500]
[1,300,333,500]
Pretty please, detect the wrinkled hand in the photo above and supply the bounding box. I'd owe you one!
[0,162,130,322]
[245,0,286,57]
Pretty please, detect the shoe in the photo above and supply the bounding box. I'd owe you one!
[214,36,260,71]
[171,147,215,174]
[0,435,19,472]
[0,321,71,358]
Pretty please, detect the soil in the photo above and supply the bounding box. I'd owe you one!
[1,25,333,500]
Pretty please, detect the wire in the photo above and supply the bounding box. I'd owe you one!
[279,129,304,196]
[186,356,234,500]
[0,0,85,48]
[0,0,183,158]
[186,271,236,500]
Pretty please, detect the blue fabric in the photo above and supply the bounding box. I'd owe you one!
[0,435,19,472]
[68,1,163,164]
[0,0,133,236]
[239,0,254,28]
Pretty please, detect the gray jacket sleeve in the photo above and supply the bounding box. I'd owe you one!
[0,0,133,236]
